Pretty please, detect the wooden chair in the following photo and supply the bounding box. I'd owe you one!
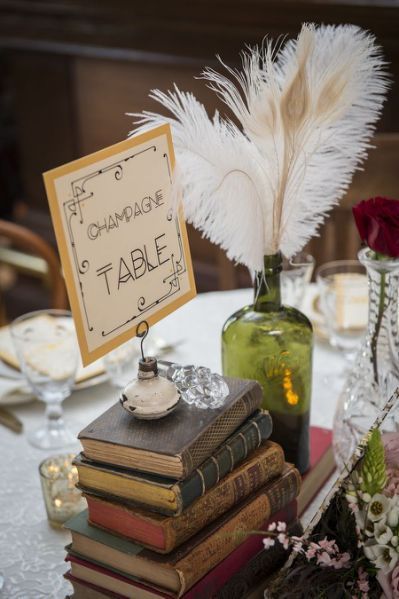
[0,219,68,324]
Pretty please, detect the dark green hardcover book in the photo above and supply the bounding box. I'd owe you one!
[75,410,273,516]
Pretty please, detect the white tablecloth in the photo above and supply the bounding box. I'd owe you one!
[0,289,346,598]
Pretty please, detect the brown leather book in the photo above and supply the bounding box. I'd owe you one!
[78,377,263,478]
[85,441,285,553]
[65,464,301,597]
[75,410,273,516]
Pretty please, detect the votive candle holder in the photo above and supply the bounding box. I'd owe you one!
[39,453,86,528]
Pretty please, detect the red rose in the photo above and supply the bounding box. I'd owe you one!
[352,197,399,258]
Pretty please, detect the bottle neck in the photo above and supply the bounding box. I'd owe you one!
[254,253,282,312]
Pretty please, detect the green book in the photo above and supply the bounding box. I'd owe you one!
[75,410,273,515]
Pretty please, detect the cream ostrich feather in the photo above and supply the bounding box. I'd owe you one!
[129,23,389,272]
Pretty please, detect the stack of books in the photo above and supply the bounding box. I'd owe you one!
[64,377,302,598]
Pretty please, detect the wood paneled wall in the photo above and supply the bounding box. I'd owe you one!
[1,0,399,289]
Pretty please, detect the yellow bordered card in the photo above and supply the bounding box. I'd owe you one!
[43,124,196,366]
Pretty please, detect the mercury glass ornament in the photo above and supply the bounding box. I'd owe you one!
[120,357,180,419]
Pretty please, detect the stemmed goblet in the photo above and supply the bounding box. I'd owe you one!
[10,309,79,449]
[281,252,315,309]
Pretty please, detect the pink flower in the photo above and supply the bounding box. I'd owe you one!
[317,551,332,566]
[358,580,369,592]
[338,552,351,567]
[385,467,399,498]
[277,533,289,550]
[305,546,317,560]
[267,522,277,532]
[263,537,275,549]
[383,433,399,469]
[319,538,338,554]
[353,567,370,594]
[328,552,351,570]
[292,541,303,553]
[291,536,304,554]
[349,502,359,514]
[277,521,287,532]
[305,542,320,560]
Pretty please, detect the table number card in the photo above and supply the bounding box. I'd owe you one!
[43,124,196,365]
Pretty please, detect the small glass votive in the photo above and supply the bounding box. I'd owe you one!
[39,454,86,528]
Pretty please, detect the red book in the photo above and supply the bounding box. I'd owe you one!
[297,426,335,516]
[84,442,284,553]
[65,502,297,599]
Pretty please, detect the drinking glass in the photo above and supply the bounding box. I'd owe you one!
[316,260,368,358]
[103,339,138,388]
[10,309,79,449]
[39,453,86,527]
[281,252,315,309]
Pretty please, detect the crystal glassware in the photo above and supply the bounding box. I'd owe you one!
[316,260,368,358]
[103,339,139,388]
[281,252,315,309]
[169,364,229,409]
[222,253,313,473]
[39,453,86,527]
[10,309,79,449]
[333,248,399,468]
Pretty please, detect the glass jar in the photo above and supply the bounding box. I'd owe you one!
[333,247,399,467]
[222,253,313,473]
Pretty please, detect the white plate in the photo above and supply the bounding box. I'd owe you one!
[0,362,109,406]
[0,321,108,406]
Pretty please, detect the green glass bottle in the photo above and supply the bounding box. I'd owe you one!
[222,253,313,473]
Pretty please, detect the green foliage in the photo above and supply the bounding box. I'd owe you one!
[359,428,387,496]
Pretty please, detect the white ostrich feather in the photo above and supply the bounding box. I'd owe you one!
[129,23,389,271]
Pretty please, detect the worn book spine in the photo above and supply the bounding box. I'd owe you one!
[87,441,284,553]
[175,466,301,596]
[177,410,272,511]
[180,384,263,477]
[77,410,272,517]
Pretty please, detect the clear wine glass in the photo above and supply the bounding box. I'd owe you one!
[281,252,315,309]
[10,309,79,449]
